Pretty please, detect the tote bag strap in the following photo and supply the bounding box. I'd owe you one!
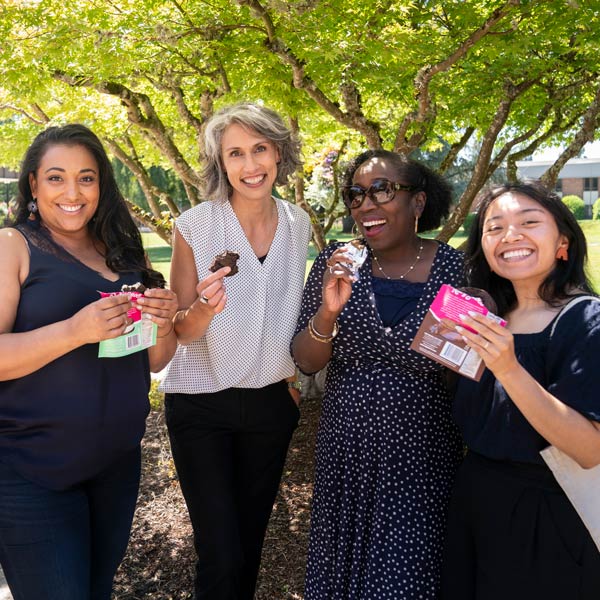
[549,295,600,338]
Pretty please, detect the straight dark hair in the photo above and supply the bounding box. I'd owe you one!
[12,124,164,288]
[465,181,595,316]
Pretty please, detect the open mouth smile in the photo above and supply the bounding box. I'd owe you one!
[241,175,266,185]
[59,204,83,212]
[362,218,386,232]
[501,249,533,260]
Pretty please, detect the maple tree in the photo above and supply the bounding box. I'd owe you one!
[1,0,599,246]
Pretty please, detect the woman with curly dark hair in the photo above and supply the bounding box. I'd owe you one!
[0,124,178,600]
[292,149,465,599]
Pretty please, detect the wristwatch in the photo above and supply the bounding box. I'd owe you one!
[287,381,302,392]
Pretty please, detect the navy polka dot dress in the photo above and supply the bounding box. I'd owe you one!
[295,242,465,599]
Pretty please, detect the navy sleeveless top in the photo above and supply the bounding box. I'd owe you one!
[0,223,150,490]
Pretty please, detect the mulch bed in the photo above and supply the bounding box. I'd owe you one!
[113,393,320,600]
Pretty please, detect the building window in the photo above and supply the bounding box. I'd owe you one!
[584,177,598,192]
[554,179,563,195]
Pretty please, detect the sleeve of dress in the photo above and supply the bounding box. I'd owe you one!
[293,243,338,337]
[546,300,600,422]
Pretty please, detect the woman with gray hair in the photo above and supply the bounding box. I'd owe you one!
[160,102,311,599]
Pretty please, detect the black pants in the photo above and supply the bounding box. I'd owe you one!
[441,451,600,600]
[165,382,299,600]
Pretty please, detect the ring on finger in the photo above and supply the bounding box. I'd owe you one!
[199,294,209,304]
[483,340,489,349]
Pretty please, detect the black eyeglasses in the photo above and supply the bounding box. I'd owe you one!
[342,179,418,210]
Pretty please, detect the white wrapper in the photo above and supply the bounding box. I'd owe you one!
[341,240,368,280]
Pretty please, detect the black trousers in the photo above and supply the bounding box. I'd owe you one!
[441,451,600,600]
[165,382,299,600]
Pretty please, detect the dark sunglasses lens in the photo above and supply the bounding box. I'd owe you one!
[370,180,393,203]
[345,186,365,208]
[370,180,390,193]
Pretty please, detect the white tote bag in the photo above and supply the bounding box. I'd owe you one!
[540,295,600,553]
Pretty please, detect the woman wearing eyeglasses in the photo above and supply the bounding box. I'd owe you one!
[292,149,464,599]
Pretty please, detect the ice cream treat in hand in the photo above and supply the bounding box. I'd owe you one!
[341,239,368,280]
[209,251,239,276]
[98,281,157,358]
[410,284,506,381]
[99,281,148,336]
[121,282,147,294]
[457,287,498,314]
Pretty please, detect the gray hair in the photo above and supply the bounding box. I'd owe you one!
[202,102,302,200]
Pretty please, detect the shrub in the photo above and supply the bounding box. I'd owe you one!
[593,197,600,220]
[149,378,164,411]
[561,195,586,219]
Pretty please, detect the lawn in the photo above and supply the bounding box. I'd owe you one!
[143,220,600,289]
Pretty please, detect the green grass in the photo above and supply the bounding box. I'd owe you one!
[142,232,172,284]
[142,221,600,290]
[578,221,600,289]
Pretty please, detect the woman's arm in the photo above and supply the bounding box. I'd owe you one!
[458,311,600,468]
[0,228,134,381]
[169,226,229,345]
[292,247,355,374]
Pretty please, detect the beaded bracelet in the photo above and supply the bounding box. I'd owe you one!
[308,315,339,343]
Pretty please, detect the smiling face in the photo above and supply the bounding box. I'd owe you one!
[481,192,568,287]
[220,123,280,204]
[29,143,100,239]
[350,157,424,252]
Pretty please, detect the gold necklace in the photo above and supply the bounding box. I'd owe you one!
[372,240,424,280]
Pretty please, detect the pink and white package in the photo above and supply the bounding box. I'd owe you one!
[99,283,147,331]
[410,284,506,381]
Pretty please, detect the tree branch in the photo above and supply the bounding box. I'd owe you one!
[237,0,382,148]
[540,83,600,188]
[437,77,535,242]
[0,103,50,125]
[54,71,203,200]
[394,0,521,154]
[439,127,474,173]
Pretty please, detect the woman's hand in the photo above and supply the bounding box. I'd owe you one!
[322,248,356,316]
[456,311,519,379]
[194,266,230,315]
[135,287,178,336]
[69,294,134,344]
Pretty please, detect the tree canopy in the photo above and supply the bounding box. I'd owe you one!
[1,0,599,245]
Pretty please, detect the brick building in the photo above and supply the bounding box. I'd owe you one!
[516,157,600,217]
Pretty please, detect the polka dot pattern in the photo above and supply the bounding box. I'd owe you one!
[161,198,311,393]
[295,242,465,599]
